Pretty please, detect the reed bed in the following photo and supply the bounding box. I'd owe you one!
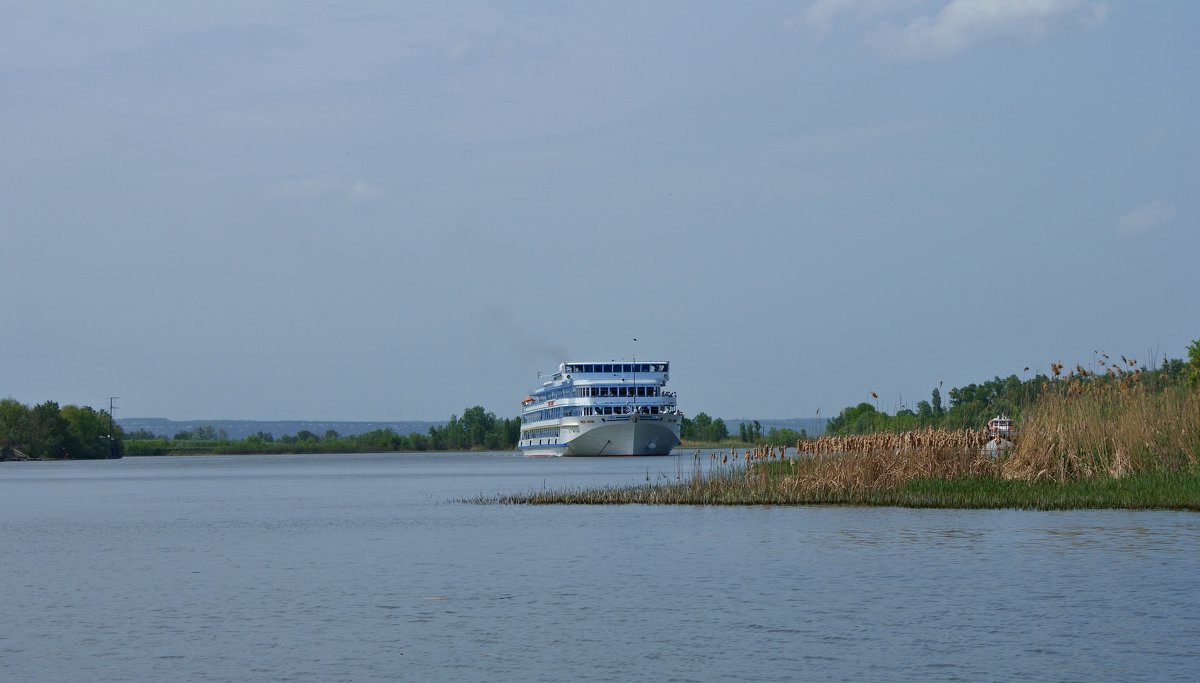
[1005,378,1200,481]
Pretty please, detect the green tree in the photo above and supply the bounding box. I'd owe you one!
[766,427,801,446]
[685,412,713,441]
[29,401,73,458]
[826,403,885,435]
[0,398,31,453]
[460,405,498,447]
[1188,338,1200,387]
[61,404,120,458]
[916,400,933,423]
[707,417,729,441]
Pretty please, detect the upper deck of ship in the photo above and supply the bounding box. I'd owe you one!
[531,362,670,392]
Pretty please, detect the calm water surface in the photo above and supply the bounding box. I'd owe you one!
[2,452,1197,682]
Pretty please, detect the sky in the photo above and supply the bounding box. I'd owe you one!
[2,0,1197,422]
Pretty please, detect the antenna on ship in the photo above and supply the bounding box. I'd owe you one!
[632,338,638,414]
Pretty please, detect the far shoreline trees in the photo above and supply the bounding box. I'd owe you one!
[1,399,122,459]
[123,405,520,456]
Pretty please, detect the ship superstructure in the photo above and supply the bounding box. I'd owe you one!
[518,361,682,456]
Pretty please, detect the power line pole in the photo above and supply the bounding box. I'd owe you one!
[107,396,120,459]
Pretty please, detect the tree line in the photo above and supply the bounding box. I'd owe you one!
[680,413,806,446]
[124,405,520,455]
[1,399,122,459]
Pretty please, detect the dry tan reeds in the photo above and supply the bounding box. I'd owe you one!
[798,428,989,460]
[764,428,995,494]
[1004,375,1200,482]
[687,429,997,495]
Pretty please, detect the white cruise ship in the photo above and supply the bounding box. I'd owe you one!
[518,361,683,456]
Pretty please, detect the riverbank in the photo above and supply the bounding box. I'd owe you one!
[122,442,506,456]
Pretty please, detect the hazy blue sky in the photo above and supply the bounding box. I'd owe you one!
[3,1,1196,421]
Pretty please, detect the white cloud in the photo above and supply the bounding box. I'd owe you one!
[792,0,1108,60]
[1116,200,1177,235]
[268,176,381,203]
[870,0,1108,61]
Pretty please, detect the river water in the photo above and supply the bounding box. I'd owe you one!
[2,452,1197,682]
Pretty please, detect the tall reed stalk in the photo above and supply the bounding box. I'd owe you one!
[1005,378,1200,481]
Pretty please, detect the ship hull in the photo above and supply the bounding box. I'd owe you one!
[521,415,681,457]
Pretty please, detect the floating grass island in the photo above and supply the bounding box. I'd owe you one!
[480,467,1200,510]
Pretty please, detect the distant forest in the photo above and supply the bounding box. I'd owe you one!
[124,406,519,455]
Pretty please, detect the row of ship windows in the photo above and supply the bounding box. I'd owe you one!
[577,386,669,398]
[535,385,670,402]
[522,405,669,423]
[523,427,561,440]
[565,363,667,374]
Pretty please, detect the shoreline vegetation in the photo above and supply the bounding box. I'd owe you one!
[1,405,521,460]
[483,343,1200,510]
[124,405,519,456]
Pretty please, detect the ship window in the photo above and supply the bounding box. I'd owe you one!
[603,364,611,373]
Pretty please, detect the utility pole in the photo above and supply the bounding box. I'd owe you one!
[107,396,119,459]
